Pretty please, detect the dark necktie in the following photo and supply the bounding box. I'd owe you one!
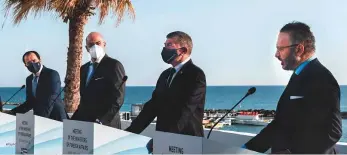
[32,76,38,97]
[166,68,176,87]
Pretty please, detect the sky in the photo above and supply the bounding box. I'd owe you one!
[0,0,347,87]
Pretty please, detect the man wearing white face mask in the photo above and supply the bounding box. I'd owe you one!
[71,32,126,129]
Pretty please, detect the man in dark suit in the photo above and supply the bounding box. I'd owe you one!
[8,51,68,121]
[125,31,206,138]
[243,21,342,154]
[71,32,126,129]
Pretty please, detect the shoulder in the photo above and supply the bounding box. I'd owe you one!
[42,67,60,81]
[102,56,125,75]
[107,56,123,67]
[307,59,339,86]
[186,61,206,79]
[81,62,90,69]
[44,67,59,76]
[26,75,32,81]
[105,56,125,71]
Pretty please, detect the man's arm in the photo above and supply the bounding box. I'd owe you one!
[98,61,125,125]
[125,97,157,134]
[10,101,31,115]
[244,93,282,153]
[125,72,165,134]
[244,119,277,153]
[34,71,61,117]
[291,79,342,153]
[173,70,206,134]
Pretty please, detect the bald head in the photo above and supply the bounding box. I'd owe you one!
[85,32,106,48]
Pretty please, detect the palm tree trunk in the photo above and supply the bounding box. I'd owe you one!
[64,12,88,113]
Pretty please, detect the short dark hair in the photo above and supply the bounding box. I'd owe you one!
[166,31,193,54]
[22,51,41,64]
[280,21,315,53]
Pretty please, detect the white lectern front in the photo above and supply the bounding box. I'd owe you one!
[63,119,151,154]
[15,110,63,154]
[0,112,16,154]
[153,131,261,154]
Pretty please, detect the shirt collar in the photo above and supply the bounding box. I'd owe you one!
[294,54,316,75]
[173,56,191,72]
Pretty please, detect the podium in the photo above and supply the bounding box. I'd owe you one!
[153,131,261,154]
[63,119,151,154]
[15,110,63,154]
[0,112,16,154]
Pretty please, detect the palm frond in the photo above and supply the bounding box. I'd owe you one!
[94,0,135,26]
[3,0,135,25]
[2,0,79,24]
[3,0,48,24]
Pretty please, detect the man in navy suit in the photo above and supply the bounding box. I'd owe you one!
[8,51,68,121]
[243,21,342,154]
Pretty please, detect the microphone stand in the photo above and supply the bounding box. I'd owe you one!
[1,86,25,112]
[206,93,251,139]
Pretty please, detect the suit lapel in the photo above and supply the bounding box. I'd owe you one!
[28,74,34,97]
[36,67,47,96]
[169,60,192,88]
[86,55,108,87]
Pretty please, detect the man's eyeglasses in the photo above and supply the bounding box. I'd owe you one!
[276,44,299,52]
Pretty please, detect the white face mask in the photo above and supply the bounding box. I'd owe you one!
[89,45,105,61]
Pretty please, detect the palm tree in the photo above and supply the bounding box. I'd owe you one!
[3,0,135,112]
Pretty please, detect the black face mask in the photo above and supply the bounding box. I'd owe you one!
[27,62,41,74]
[161,47,179,64]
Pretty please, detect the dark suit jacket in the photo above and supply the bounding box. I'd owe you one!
[11,66,68,121]
[71,55,126,129]
[245,58,342,154]
[126,59,206,137]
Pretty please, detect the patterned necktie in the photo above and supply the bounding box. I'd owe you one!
[166,68,176,87]
[32,76,38,97]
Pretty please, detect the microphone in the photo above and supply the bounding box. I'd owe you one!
[206,87,256,139]
[1,85,25,112]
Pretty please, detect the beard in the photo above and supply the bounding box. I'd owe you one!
[283,49,299,70]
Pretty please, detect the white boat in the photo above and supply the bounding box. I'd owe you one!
[234,112,272,126]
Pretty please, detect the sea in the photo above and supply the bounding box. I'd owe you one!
[1,86,346,142]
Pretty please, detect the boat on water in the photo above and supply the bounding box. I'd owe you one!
[203,117,233,129]
[233,111,272,126]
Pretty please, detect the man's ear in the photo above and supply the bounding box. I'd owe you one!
[181,47,187,53]
[296,44,305,57]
